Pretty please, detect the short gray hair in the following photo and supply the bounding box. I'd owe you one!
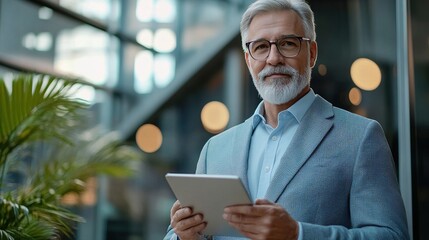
[240,0,316,51]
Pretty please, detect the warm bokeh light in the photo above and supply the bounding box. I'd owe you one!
[61,192,80,206]
[81,177,97,206]
[350,58,382,91]
[354,107,367,117]
[318,64,327,76]
[201,101,230,134]
[136,124,163,153]
[349,87,362,106]
[61,177,98,206]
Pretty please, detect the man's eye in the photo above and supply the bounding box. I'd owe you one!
[253,43,269,51]
[279,39,298,48]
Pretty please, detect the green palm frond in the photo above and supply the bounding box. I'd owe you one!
[0,213,56,240]
[0,189,84,239]
[24,131,140,199]
[0,230,14,240]
[4,129,142,240]
[13,220,56,240]
[0,74,91,239]
[0,197,50,240]
[25,203,83,238]
[0,74,87,168]
[0,197,29,229]
[0,74,143,239]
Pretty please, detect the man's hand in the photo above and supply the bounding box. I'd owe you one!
[223,199,299,240]
[170,200,207,240]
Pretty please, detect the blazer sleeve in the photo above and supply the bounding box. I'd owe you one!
[195,140,209,174]
[163,225,177,240]
[300,121,409,240]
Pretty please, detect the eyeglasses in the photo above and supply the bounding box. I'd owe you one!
[245,36,311,61]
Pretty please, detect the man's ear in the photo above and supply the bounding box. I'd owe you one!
[244,51,251,69]
[309,41,318,68]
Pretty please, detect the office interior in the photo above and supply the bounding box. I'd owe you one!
[0,0,428,239]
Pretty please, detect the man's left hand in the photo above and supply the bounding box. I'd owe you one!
[223,199,298,240]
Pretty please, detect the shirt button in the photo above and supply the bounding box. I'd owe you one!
[265,166,270,173]
[272,136,278,141]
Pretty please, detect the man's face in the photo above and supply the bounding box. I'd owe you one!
[244,10,318,104]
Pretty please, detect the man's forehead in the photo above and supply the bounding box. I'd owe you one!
[247,10,305,39]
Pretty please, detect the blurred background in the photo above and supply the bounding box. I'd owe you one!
[0,0,428,239]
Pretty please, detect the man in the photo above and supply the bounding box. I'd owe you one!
[164,0,409,239]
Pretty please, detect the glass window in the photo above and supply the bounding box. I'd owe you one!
[179,0,238,59]
[54,26,119,86]
[0,0,119,87]
[410,0,429,238]
[0,67,18,76]
[123,43,176,94]
[121,0,247,94]
[44,0,120,24]
[309,0,398,160]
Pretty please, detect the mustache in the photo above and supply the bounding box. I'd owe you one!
[258,65,298,80]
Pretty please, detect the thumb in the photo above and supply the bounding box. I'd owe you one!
[255,199,274,205]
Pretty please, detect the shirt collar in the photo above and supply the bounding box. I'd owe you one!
[251,88,316,129]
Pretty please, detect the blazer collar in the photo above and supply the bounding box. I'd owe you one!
[264,95,334,202]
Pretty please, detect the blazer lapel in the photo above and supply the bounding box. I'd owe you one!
[265,96,334,202]
[230,118,254,193]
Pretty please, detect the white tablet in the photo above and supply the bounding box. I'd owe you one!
[165,173,252,237]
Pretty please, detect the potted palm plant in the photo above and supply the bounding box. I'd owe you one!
[0,74,141,240]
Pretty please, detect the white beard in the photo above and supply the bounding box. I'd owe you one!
[251,65,311,105]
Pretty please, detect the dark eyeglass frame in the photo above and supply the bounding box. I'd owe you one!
[245,36,311,61]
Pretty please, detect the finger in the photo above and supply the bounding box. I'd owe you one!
[172,207,193,226]
[239,231,260,240]
[223,212,260,225]
[224,204,270,217]
[174,213,205,231]
[170,200,182,218]
[175,221,207,240]
[225,216,265,238]
[224,205,254,215]
[255,199,274,205]
[226,212,297,239]
[227,220,260,235]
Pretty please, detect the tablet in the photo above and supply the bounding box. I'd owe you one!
[165,173,252,237]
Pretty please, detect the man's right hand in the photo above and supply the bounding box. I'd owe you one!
[170,200,207,240]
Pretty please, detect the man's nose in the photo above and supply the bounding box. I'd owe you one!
[266,44,285,65]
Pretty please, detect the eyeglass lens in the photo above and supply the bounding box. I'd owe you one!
[249,37,302,60]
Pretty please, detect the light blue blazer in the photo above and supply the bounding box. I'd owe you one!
[165,96,409,240]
